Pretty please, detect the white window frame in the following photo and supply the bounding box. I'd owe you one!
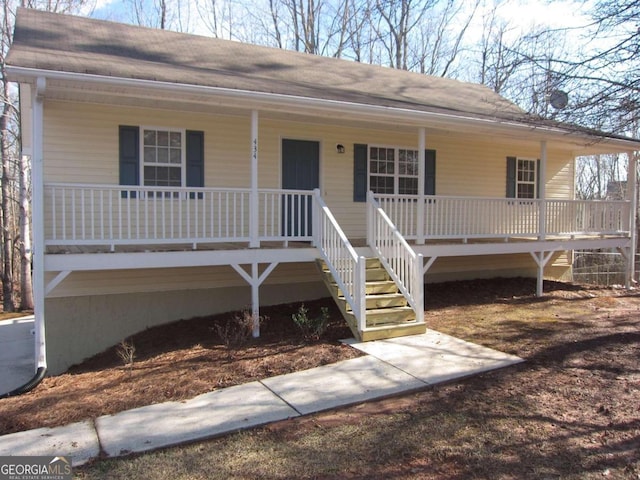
[516,157,537,199]
[368,145,420,195]
[140,126,186,189]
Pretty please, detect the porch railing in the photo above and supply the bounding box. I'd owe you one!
[367,192,424,322]
[44,183,315,248]
[375,194,631,241]
[313,190,366,332]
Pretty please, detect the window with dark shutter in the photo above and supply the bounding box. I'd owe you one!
[506,156,539,199]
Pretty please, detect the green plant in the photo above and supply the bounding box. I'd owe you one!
[292,304,330,340]
[216,308,262,349]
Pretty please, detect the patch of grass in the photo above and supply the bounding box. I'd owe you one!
[0,311,33,321]
[75,281,640,479]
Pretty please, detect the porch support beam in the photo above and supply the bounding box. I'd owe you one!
[626,150,637,288]
[45,270,71,297]
[249,110,260,248]
[538,140,547,240]
[530,251,554,297]
[417,128,426,245]
[422,256,438,275]
[32,77,47,370]
[230,261,279,337]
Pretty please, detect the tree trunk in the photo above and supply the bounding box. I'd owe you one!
[1,77,15,312]
[19,152,33,310]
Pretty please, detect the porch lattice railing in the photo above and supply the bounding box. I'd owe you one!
[313,189,366,331]
[367,192,424,321]
[375,194,631,241]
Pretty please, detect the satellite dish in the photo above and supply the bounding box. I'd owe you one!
[549,90,569,110]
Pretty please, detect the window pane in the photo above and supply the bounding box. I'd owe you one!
[157,147,169,164]
[144,146,156,163]
[370,175,394,194]
[399,177,418,195]
[399,149,418,175]
[370,147,379,161]
[170,148,181,164]
[157,131,169,146]
[143,130,156,146]
[169,167,180,183]
[387,148,395,162]
[170,132,181,148]
[144,166,156,185]
[517,184,535,198]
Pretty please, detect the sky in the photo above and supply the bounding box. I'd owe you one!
[85,0,595,38]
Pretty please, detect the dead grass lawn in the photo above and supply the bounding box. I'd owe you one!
[73,278,640,479]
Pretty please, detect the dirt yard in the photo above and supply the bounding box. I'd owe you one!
[1,278,639,479]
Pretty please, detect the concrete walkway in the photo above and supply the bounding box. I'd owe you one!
[0,330,523,467]
[0,316,35,395]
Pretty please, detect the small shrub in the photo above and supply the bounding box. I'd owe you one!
[292,303,330,340]
[116,339,136,369]
[216,309,262,349]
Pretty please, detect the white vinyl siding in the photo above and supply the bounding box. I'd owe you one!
[42,100,575,284]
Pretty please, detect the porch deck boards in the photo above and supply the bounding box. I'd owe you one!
[44,233,628,256]
[45,241,315,255]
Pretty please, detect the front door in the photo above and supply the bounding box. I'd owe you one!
[282,139,320,237]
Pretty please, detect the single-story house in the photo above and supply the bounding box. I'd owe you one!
[7,8,640,375]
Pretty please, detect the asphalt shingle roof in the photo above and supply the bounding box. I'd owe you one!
[7,7,526,121]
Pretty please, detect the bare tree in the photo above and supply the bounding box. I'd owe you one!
[372,0,435,69]
[410,0,479,77]
[0,0,93,312]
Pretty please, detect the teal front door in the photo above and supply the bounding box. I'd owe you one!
[282,139,320,237]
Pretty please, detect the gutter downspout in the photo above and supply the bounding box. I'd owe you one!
[32,77,47,376]
[0,78,47,398]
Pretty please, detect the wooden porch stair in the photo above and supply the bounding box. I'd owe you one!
[317,258,427,341]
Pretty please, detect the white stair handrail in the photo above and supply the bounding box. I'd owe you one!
[313,189,366,331]
[367,191,424,323]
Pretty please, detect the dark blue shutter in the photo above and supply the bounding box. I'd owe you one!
[506,156,516,198]
[425,149,436,195]
[119,126,139,198]
[186,130,204,199]
[353,144,368,202]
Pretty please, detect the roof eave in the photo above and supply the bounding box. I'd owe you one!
[8,64,640,153]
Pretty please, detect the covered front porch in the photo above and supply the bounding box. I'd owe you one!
[41,180,636,341]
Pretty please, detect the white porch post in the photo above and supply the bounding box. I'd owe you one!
[32,77,47,371]
[417,128,426,244]
[538,140,547,240]
[626,151,638,288]
[250,110,260,248]
[231,262,279,337]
